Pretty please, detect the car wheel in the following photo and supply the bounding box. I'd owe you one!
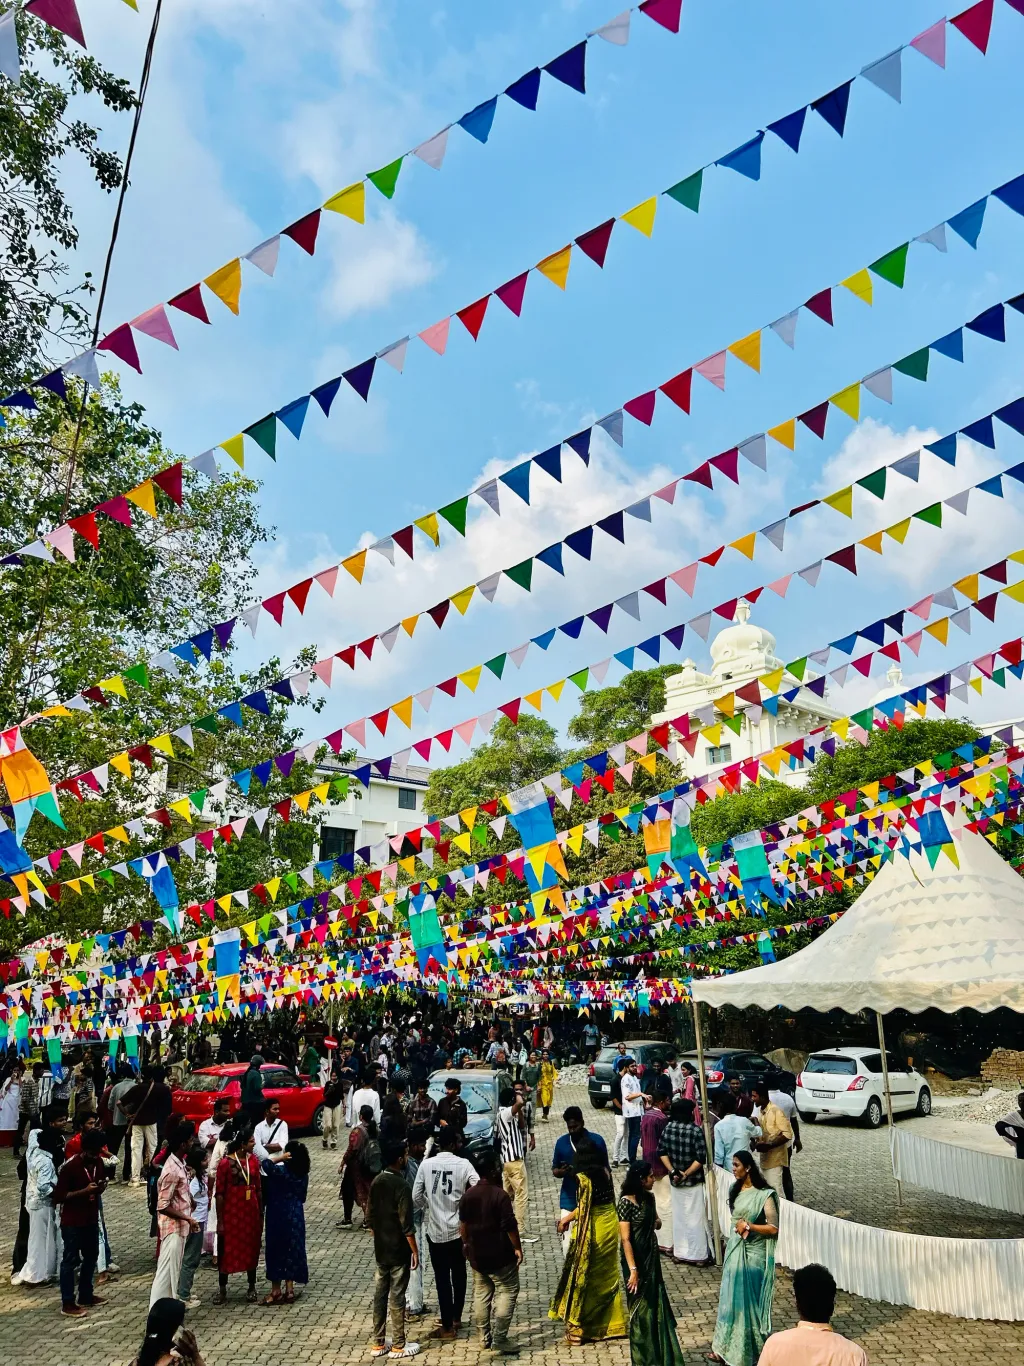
[589,1096,607,1110]
[310,1104,325,1136]
[796,1110,815,1124]
[916,1087,932,1117]
[863,1097,883,1129]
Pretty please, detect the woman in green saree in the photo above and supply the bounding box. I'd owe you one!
[617,1161,685,1366]
[707,1150,779,1366]
[551,1135,628,1346]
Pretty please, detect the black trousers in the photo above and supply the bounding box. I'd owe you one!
[427,1236,467,1329]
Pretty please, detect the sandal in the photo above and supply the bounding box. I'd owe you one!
[246,1287,259,1303]
[214,1289,226,1305]
[263,1292,282,1306]
[282,1290,296,1304]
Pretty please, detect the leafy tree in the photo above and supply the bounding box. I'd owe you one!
[424,715,564,818]
[0,8,135,390]
[690,779,805,849]
[567,665,676,750]
[804,717,980,803]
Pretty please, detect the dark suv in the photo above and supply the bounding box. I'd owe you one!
[679,1048,796,1100]
[587,1039,677,1109]
[427,1068,513,1163]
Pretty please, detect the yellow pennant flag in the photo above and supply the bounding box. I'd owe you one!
[831,717,850,741]
[620,197,657,237]
[414,513,440,545]
[168,798,193,823]
[392,697,414,728]
[565,826,585,857]
[110,753,132,779]
[969,675,983,695]
[823,486,854,517]
[841,269,873,305]
[536,245,572,290]
[636,752,657,775]
[885,518,911,544]
[451,832,472,855]
[107,825,129,844]
[292,790,312,813]
[953,573,979,600]
[924,617,949,645]
[767,419,796,450]
[523,690,544,711]
[859,531,885,554]
[716,693,736,718]
[324,182,365,222]
[460,806,478,830]
[700,723,722,745]
[149,734,175,757]
[458,665,482,692]
[761,667,785,693]
[126,481,157,517]
[451,586,475,615]
[547,680,565,703]
[204,260,242,314]
[341,550,366,583]
[730,532,757,559]
[98,675,128,698]
[220,435,245,468]
[728,331,761,373]
[830,385,861,422]
[265,877,282,902]
[401,616,419,637]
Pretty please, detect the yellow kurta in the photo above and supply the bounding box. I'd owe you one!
[538,1061,558,1108]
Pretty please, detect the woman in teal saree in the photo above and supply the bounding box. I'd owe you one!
[617,1161,685,1366]
[707,1151,779,1366]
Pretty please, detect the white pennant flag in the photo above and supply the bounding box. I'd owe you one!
[592,10,630,44]
[413,128,449,170]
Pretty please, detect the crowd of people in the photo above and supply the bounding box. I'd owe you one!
[0,1009,874,1365]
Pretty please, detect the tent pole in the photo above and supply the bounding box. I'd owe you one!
[692,995,723,1266]
[875,1009,902,1208]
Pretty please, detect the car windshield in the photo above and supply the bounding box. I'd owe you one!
[805,1056,858,1075]
[427,1081,493,1114]
[179,1074,227,1093]
[596,1047,622,1064]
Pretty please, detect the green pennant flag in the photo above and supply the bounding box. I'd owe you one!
[856,467,887,499]
[472,824,489,847]
[438,497,469,536]
[504,559,534,592]
[244,414,278,461]
[34,790,65,828]
[787,657,808,681]
[893,348,929,381]
[194,715,219,735]
[283,872,299,894]
[606,823,622,843]
[484,654,506,679]
[992,668,1006,688]
[96,871,115,887]
[189,788,208,811]
[367,157,403,199]
[851,707,875,730]
[869,243,909,288]
[666,170,702,213]
[258,913,273,935]
[123,663,150,689]
[723,715,744,736]
[330,777,349,799]
[914,503,942,527]
[569,668,589,691]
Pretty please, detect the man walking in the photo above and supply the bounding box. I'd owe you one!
[150,1119,198,1306]
[412,1127,478,1339]
[322,1067,344,1150]
[551,1107,610,1253]
[350,1070,383,1129]
[122,1065,173,1184]
[497,1088,534,1243]
[620,1058,644,1164]
[53,1129,108,1317]
[751,1081,793,1202]
[459,1147,522,1356]
[368,1143,420,1359]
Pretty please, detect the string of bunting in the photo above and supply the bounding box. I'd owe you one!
[0,0,683,375]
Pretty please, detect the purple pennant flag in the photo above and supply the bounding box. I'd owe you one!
[588,603,614,633]
[215,619,236,649]
[275,751,297,777]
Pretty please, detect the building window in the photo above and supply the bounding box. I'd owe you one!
[320,826,355,860]
[707,744,732,766]
[397,787,417,811]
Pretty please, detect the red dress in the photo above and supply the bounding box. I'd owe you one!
[215,1153,263,1274]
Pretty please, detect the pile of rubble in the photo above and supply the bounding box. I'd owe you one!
[555,1064,591,1087]
[940,1087,1020,1124]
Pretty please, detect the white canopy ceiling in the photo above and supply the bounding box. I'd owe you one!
[691,829,1024,1015]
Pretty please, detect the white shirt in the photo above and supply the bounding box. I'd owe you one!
[412,1152,478,1243]
[621,1072,644,1119]
[351,1086,382,1125]
[198,1117,226,1151]
[253,1117,289,1162]
[664,1063,685,1097]
[767,1090,797,1121]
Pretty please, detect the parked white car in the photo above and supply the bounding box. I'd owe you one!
[796,1046,931,1128]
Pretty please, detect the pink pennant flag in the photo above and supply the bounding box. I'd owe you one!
[419,318,451,355]
[767,575,792,597]
[44,524,76,561]
[903,632,923,655]
[25,0,85,47]
[653,481,679,504]
[694,351,727,389]
[315,566,339,597]
[908,594,933,619]
[455,718,478,746]
[98,323,142,373]
[344,719,367,748]
[131,304,178,349]
[668,564,698,596]
[910,19,946,66]
[313,659,334,687]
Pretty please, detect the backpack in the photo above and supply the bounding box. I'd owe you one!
[363,1135,383,1176]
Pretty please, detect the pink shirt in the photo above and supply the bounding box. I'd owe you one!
[759,1323,868,1366]
[156,1152,194,1239]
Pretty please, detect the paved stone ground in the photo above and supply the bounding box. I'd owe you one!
[0,1086,1020,1366]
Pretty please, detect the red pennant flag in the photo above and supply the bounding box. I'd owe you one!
[826,544,858,575]
[640,0,683,31]
[438,677,459,697]
[643,579,668,604]
[981,560,1008,584]
[128,744,155,769]
[98,496,132,526]
[951,0,994,52]
[393,526,415,558]
[595,771,616,793]
[851,654,873,676]
[499,698,522,723]
[150,807,172,828]
[357,636,376,660]
[413,739,433,761]
[575,219,615,267]
[370,710,390,736]
[275,800,293,822]
[650,723,671,750]
[287,579,313,614]
[659,369,692,412]
[262,592,286,625]
[736,681,762,705]
[878,641,901,662]
[337,645,357,669]
[683,462,714,489]
[69,512,99,548]
[99,324,142,373]
[999,639,1023,666]
[714,598,738,620]
[709,447,739,482]
[85,833,106,854]
[700,546,725,567]
[973,592,999,621]
[168,284,211,324]
[25,0,85,47]
[495,273,529,316]
[624,391,656,425]
[428,601,450,628]
[284,210,321,255]
[804,289,834,325]
[435,730,454,752]
[456,295,490,340]
[152,463,183,505]
[798,402,830,439]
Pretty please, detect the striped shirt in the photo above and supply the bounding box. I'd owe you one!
[411,1152,478,1243]
[497,1105,525,1163]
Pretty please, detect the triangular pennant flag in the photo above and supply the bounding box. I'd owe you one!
[576,219,614,266]
[367,158,404,199]
[412,129,448,170]
[620,197,657,237]
[245,237,280,275]
[458,97,498,143]
[131,304,178,349]
[593,10,631,43]
[283,210,321,255]
[495,272,529,316]
[811,81,852,137]
[204,260,242,314]
[728,331,761,372]
[323,182,365,222]
[716,131,764,180]
[639,0,682,32]
[536,245,572,289]
[665,170,702,212]
[947,198,987,249]
[861,48,902,102]
[950,0,994,54]
[911,19,946,66]
[419,318,451,354]
[505,68,541,110]
[544,42,586,94]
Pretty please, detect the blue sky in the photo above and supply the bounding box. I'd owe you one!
[62,0,1024,764]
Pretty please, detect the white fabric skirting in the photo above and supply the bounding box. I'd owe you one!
[653,1175,673,1250]
[891,1127,1024,1216]
[776,1197,1024,1321]
[670,1182,710,1262]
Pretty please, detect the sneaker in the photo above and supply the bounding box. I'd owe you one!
[521,1235,539,1244]
[183,1296,202,1309]
[369,1345,391,1359]
[105,1262,121,1275]
[490,1342,521,1357]
[79,1295,106,1307]
[388,1347,420,1360]
[61,1304,88,1317]
[337,1219,353,1228]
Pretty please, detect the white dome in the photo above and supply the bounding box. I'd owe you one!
[869,662,904,706]
[709,600,782,679]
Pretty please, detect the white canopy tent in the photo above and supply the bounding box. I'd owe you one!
[690,828,1024,1015]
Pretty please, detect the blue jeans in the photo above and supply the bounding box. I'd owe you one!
[626,1116,642,1163]
[177,1227,205,1298]
[60,1223,99,1308]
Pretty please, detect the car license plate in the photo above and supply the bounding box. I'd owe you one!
[600,1084,610,1093]
[812,1090,835,1099]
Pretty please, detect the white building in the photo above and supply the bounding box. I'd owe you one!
[315,757,432,860]
[651,600,843,786]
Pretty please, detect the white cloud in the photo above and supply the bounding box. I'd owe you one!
[325,209,439,318]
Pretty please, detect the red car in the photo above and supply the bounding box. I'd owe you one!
[171,1063,325,1136]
